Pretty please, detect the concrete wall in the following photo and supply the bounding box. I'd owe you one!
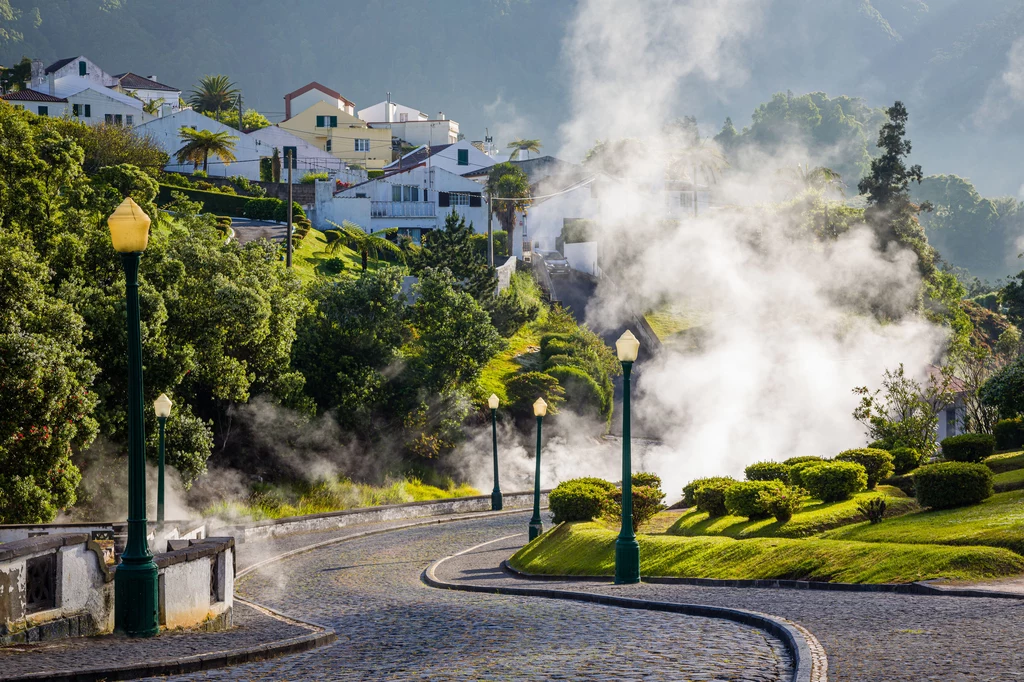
[564,242,600,277]
[156,539,233,631]
[136,109,260,179]
[495,255,517,294]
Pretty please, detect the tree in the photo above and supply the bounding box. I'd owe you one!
[714,117,739,151]
[411,268,504,393]
[507,138,542,161]
[188,75,239,121]
[142,97,164,115]
[781,164,845,234]
[271,147,281,183]
[413,209,496,302]
[853,364,953,456]
[50,117,168,176]
[951,345,1001,434]
[212,107,271,132]
[0,56,31,92]
[980,356,1024,419]
[858,102,924,208]
[324,220,403,272]
[485,163,531,255]
[174,127,238,173]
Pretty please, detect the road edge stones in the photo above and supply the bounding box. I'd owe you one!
[423,536,825,682]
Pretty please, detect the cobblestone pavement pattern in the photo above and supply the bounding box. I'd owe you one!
[439,535,1024,682]
[159,512,792,681]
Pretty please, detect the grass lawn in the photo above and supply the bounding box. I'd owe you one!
[290,228,390,284]
[821,488,1024,555]
[986,450,1024,474]
[666,487,919,539]
[475,313,546,403]
[510,521,1024,583]
[994,467,1024,493]
[643,304,707,345]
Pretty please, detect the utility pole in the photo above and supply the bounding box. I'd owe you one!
[486,190,494,266]
[237,93,243,133]
[286,149,293,268]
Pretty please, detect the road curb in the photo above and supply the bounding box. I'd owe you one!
[422,536,826,682]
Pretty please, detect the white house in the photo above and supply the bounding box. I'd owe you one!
[314,163,488,243]
[248,125,355,180]
[384,140,492,176]
[2,75,150,126]
[31,56,115,88]
[360,96,460,147]
[111,72,181,107]
[135,109,259,177]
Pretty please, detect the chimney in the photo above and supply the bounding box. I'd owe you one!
[148,75,158,82]
[438,111,445,121]
[47,73,55,95]
[30,59,44,87]
[385,91,391,123]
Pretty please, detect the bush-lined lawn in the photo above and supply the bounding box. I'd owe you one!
[667,486,919,539]
[994,467,1024,493]
[986,450,1024,474]
[820,489,1024,555]
[510,522,1024,584]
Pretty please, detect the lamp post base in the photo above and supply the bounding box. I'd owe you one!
[614,537,641,585]
[491,489,503,511]
[114,558,160,637]
[528,519,543,541]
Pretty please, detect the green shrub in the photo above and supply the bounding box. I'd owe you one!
[610,485,665,532]
[758,485,802,523]
[217,185,237,194]
[489,273,541,336]
[890,447,924,475]
[158,184,250,216]
[783,455,823,466]
[191,169,208,178]
[470,230,509,260]
[857,496,887,524]
[274,200,307,223]
[547,365,607,421]
[913,462,993,509]
[549,479,612,523]
[504,371,565,417]
[193,181,215,190]
[161,173,193,188]
[941,433,997,463]
[744,461,790,483]
[682,476,735,507]
[882,473,915,497]
[367,169,384,179]
[693,479,735,517]
[318,257,346,276]
[540,336,575,361]
[835,448,895,489]
[259,157,273,182]
[570,477,618,493]
[724,480,787,520]
[300,171,329,184]
[801,461,867,502]
[243,197,280,220]
[993,418,1024,450]
[788,459,828,487]
[631,472,662,494]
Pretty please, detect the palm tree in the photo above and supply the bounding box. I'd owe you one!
[782,164,845,234]
[324,220,403,272]
[175,127,238,173]
[507,138,542,161]
[672,140,728,216]
[486,162,532,255]
[188,75,240,121]
[142,97,165,116]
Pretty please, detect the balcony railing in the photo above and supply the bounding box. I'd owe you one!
[371,201,436,218]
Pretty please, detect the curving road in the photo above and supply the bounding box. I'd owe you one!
[158,512,792,681]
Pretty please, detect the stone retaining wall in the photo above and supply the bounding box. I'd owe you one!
[156,537,234,631]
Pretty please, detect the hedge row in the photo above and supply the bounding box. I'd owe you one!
[158,185,250,217]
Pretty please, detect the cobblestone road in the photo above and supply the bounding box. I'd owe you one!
[440,535,1024,682]
[161,512,793,681]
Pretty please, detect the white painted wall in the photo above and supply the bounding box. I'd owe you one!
[359,100,428,122]
[159,547,233,630]
[248,125,347,179]
[564,242,600,277]
[135,109,259,178]
[527,183,600,252]
[33,56,114,88]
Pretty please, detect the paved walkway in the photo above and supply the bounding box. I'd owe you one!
[440,534,1024,681]
[158,511,793,681]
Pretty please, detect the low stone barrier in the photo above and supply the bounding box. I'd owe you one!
[156,537,235,631]
[215,491,547,543]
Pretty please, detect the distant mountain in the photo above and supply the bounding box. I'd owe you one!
[2,0,1021,194]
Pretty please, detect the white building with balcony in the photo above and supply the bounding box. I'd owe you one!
[314,163,488,243]
[360,96,460,146]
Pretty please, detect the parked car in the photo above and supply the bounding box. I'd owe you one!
[537,250,570,276]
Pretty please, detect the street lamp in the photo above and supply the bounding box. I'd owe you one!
[614,329,641,585]
[488,394,502,511]
[108,197,160,637]
[528,397,547,541]
[153,393,173,524]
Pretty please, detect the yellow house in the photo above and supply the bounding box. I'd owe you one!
[279,83,392,170]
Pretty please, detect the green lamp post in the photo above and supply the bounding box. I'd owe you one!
[153,393,173,524]
[488,394,503,511]
[528,397,547,541]
[108,197,160,637]
[614,329,641,585]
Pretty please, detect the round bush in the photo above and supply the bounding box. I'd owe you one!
[913,462,993,510]
[693,479,735,517]
[549,478,613,523]
[788,459,828,487]
[683,476,735,507]
[631,472,662,493]
[610,485,666,532]
[783,456,823,466]
[890,447,924,475]
[546,365,606,420]
[725,480,787,519]
[744,461,790,483]
[758,486,802,522]
[994,418,1024,451]
[941,433,996,463]
[835,448,895,489]
[801,461,867,502]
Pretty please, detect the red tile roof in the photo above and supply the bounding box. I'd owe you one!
[1,89,67,103]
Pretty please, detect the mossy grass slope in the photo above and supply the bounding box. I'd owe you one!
[510,522,1024,584]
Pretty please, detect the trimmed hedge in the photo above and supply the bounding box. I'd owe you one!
[724,480,787,519]
[801,461,867,502]
[783,456,823,466]
[682,476,735,507]
[549,478,613,523]
[158,184,250,216]
[913,462,993,510]
[882,473,916,497]
[693,479,736,517]
[994,418,1024,451]
[546,365,607,421]
[631,472,662,493]
[941,433,996,463]
[274,200,307,223]
[891,447,924,475]
[610,485,665,532]
[243,197,280,220]
[836,448,895,489]
[789,459,827,487]
[744,461,790,483]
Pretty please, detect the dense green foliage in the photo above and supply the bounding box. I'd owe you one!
[835,448,895,489]
[158,184,250,216]
[993,418,1024,450]
[857,496,888,524]
[414,210,496,303]
[744,461,790,483]
[548,477,614,524]
[941,433,997,463]
[610,485,665,533]
[758,486,803,523]
[788,459,828,487]
[682,476,735,507]
[724,480,787,520]
[693,478,736,517]
[980,357,1024,418]
[890,446,924,475]
[913,462,993,509]
[801,461,868,502]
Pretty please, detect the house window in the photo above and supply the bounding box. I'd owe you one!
[355,139,370,152]
[317,115,339,128]
[457,149,469,166]
[79,60,87,76]
[105,114,113,124]
[84,104,91,117]
[946,407,958,436]
[115,114,123,125]
[73,104,80,116]
[450,192,470,206]
[392,184,402,202]
[330,116,337,127]
[283,146,297,169]
[680,193,693,208]
[403,185,419,202]
[325,139,332,152]
[38,106,48,116]
[126,114,133,126]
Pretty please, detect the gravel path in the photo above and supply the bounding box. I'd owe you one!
[440,534,1024,682]
[160,512,793,681]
